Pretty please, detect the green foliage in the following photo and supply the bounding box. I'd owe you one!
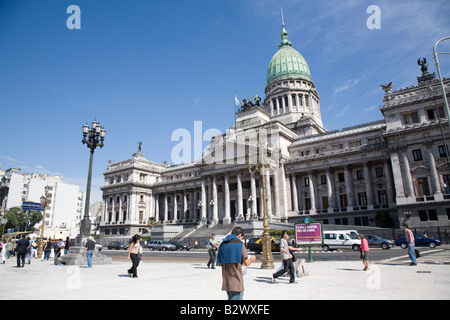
[4,207,43,232]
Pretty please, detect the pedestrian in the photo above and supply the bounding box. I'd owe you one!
[6,240,13,259]
[274,238,303,281]
[272,230,298,284]
[194,240,198,249]
[403,224,417,266]
[127,234,143,278]
[216,227,256,300]
[25,237,32,265]
[444,229,449,244]
[30,241,38,259]
[43,239,52,261]
[64,236,70,255]
[15,234,30,268]
[84,236,96,268]
[55,238,64,258]
[0,240,5,264]
[359,234,370,271]
[206,233,218,269]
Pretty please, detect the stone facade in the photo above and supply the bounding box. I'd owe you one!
[99,25,450,237]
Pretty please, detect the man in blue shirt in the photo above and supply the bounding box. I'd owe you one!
[216,227,256,300]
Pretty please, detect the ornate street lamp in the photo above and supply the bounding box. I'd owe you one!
[248,137,274,270]
[79,120,105,244]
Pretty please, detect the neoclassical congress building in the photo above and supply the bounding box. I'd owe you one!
[100,24,450,237]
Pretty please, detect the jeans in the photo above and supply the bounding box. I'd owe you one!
[227,291,244,300]
[86,250,94,267]
[408,243,416,264]
[44,249,51,260]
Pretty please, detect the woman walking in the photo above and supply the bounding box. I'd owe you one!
[127,234,143,278]
[359,234,370,271]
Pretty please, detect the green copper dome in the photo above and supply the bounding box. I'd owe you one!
[266,25,312,85]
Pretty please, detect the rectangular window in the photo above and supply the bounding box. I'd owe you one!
[358,192,367,206]
[356,170,364,180]
[438,145,448,158]
[429,210,438,221]
[320,175,327,185]
[410,112,419,123]
[419,210,428,221]
[375,167,384,177]
[412,149,423,161]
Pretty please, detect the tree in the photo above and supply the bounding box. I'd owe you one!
[5,207,43,232]
[147,217,157,228]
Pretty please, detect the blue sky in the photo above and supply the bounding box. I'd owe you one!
[1,0,450,203]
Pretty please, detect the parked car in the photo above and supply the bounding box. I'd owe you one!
[365,234,394,249]
[247,237,280,254]
[107,241,128,250]
[146,240,176,251]
[322,231,361,252]
[395,234,441,249]
[169,241,191,251]
[95,241,103,251]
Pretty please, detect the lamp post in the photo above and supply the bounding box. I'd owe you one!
[248,138,274,270]
[79,120,105,244]
[37,186,50,258]
[433,37,450,127]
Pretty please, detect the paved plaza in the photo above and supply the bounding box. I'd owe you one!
[1,247,449,301]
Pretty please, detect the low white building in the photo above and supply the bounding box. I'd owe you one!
[0,168,85,238]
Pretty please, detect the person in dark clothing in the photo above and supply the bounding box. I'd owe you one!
[43,240,52,260]
[15,234,30,268]
[83,236,96,268]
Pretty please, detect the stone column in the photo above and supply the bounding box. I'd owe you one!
[212,174,218,224]
[426,146,443,200]
[154,193,159,222]
[364,162,374,208]
[223,172,231,224]
[182,189,188,222]
[400,151,415,198]
[265,170,272,219]
[237,170,243,220]
[390,152,406,202]
[173,191,178,221]
[326,168,334,212]
[201,178,207,222]
[273,168,280,218]
[193,188,198,221]
[250,172,258,218]
[344,165,354,208]
[384,159,395,206]
[164,192,168,223]
[308,171,316,213]
[291,173,298,212]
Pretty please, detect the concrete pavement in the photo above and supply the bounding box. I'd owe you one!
[1,247,449,301]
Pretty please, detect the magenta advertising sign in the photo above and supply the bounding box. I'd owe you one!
[295,222,323,245]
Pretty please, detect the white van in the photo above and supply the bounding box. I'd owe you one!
[322,230,361,252]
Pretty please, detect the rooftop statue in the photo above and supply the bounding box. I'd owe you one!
[380,82,393,93]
